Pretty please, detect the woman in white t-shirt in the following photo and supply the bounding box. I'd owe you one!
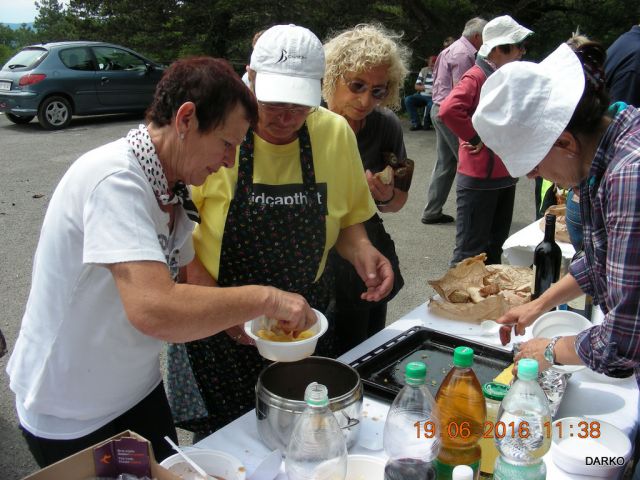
[6,57,318,467]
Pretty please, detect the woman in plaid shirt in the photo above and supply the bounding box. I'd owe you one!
[472,39,640,385]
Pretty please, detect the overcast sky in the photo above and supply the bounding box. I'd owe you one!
[0,0,71,23]
[0,0,38,23]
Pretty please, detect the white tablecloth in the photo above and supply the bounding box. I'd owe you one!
[503,219,576,266]
[196,302,638,479]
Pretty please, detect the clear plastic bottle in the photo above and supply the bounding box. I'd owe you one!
[285,382,347,480]
[383,361,440,480]
[434,346,486,480]
[494,358,551,480]
[479,382,510,474]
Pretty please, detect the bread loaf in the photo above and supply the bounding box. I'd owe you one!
[374,165,394,184]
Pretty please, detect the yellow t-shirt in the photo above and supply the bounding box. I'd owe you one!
[192,107,376,282]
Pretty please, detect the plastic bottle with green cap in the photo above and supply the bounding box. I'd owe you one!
[383,362,440,479]
[434,346,486,480]
[493,358,551,480]
[480,382,510,474]
[285,382,347,480]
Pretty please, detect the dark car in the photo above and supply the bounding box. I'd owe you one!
[0,41,165,129]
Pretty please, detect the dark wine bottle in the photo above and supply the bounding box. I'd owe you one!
[532,214,562,299]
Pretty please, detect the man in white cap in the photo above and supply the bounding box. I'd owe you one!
[473,41,640,406]
[167,24,393,438]
[438,15,533,267]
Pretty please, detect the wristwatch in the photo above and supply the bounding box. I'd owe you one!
[544,336,562,365]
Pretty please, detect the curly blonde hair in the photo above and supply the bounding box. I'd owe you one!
[323,23,410,111]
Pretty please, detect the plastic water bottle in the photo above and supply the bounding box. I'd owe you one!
[285,382,347,480]
[434,346,486,480]
[383,362,440,479]
[494,358,551,480]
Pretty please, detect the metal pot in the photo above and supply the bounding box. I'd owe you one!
[255,356,363,452]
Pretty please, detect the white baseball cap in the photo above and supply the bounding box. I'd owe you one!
[471,43,585,178]
[250,24,324,107]
[478,15,533,57]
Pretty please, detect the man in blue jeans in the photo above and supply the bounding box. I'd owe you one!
[405,55,435,131]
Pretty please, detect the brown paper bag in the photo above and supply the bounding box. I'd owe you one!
[427,254,532,322]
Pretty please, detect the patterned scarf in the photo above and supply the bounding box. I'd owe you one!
[126,124,200,223]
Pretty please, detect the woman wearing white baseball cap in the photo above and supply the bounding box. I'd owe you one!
[438,14,532,267]
[472,41,640,387]
[166,24,394,437]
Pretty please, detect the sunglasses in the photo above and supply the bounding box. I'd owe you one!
[344,78,389,100]
[515,41,527,52]
[258,102,314,116]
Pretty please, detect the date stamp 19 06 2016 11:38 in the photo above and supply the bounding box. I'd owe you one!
[414,420,602,440]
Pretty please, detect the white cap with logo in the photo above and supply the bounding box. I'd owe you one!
[471,43,585,178]
[250,24,325,107]
[478,15,533,57]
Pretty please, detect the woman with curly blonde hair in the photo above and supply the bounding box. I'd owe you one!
[323,23,411,353]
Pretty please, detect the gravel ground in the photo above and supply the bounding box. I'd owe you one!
[0,111,537,479]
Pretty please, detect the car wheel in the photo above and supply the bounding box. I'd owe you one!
[6,113,35,125]
[37,96,72,130]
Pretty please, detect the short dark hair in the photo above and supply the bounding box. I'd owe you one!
[565,40,609,136]
[147,57,258,132]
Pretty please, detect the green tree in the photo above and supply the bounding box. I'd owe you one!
[12,25,38,47]
[0,24,37,66]
[67,0,182,62]
[394,0,640,72]
[34,0,79,42]
[24,0,639,73]
[0,24,16,65]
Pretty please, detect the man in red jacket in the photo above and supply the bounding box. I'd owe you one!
[438,15,533,265]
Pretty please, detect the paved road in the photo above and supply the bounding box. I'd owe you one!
[0,112,535,479]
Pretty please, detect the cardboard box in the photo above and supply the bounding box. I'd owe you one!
[23,430,180,480]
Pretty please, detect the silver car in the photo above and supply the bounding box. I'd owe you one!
[0,41,165,129]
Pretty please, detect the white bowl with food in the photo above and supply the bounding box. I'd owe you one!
[346,454,386,480]
[551,416,631,478]
[160,448,246,480]
[244,308,328,362]
[531,310,592,373]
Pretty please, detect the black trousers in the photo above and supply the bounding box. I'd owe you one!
[451,184,516,266]
[333,302,388,356]
[21,382,178,468]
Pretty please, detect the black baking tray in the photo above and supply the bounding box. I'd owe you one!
[350,326,514,401]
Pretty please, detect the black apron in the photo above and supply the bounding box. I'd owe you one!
[182,124,332,434]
